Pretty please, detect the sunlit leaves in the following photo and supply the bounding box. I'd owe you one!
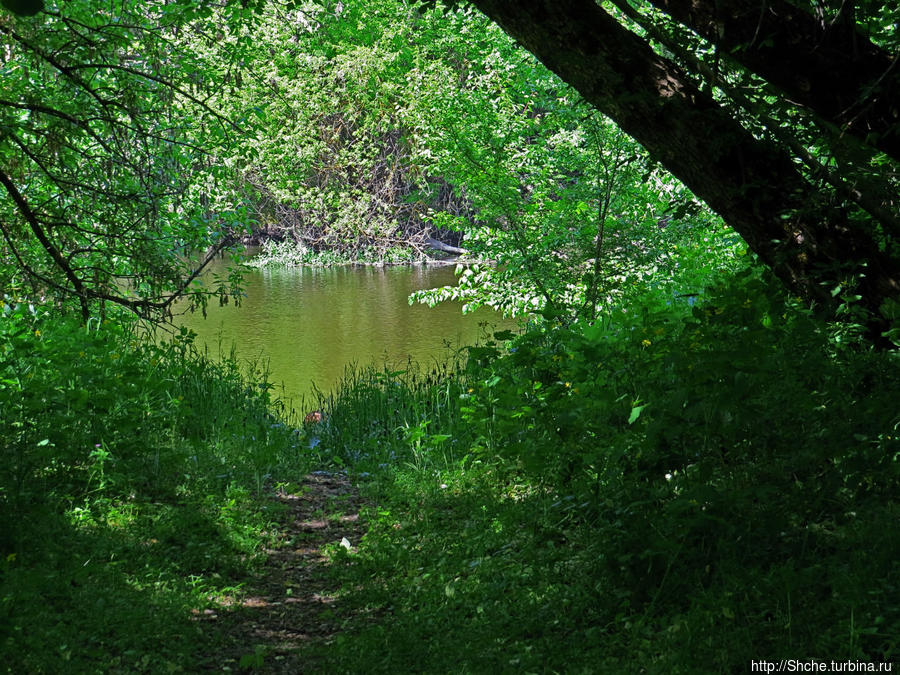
[0,0,249,319]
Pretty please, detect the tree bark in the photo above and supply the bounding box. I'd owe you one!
[468,0,900,329]
[646,0,900,162]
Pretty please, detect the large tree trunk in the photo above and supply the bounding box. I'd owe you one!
[468,0,900,332]
[647,0,900,162]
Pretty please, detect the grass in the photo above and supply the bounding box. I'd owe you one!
[0,306,313,672]
[2,485,280,672]
[2,265,898,672]
[298,269,900,673]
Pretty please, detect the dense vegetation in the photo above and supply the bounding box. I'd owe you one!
[1,0,898,672]
[307,270,900,672]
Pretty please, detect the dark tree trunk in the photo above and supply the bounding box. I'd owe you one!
[468,0,900,333]
[648,0,900,162]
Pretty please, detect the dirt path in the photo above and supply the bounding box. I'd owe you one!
[197,471,367,672]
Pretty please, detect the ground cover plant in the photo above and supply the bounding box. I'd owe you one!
[0,300,315,671]
[2,264,897,672]
[303,265,900,673]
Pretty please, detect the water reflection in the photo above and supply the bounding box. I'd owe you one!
[175,262,514,407]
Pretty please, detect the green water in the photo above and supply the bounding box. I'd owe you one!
[175,260,514,409]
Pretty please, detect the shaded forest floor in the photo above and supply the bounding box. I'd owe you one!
[3,276,898,673]
[195,473,367,672]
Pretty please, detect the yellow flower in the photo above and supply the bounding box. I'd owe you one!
[641,339,652,347]
[34,330,41,337]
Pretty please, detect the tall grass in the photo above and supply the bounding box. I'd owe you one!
[0,303,312,671]
[307,355,472,471]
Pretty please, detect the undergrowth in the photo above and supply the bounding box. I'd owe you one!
[305,266,900,673]
[249,238,428,268]
[3,262,898,673]
[0,302,311,672]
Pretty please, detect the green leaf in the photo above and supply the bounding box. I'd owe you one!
[628,404,647,425]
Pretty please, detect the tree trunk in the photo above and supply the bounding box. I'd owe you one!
[648,0,900,162]
[468,0,900,332]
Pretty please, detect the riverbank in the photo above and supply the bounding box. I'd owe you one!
[0,307,318,671]
[245,237,473,269]
[282,309,900,672]
[3,272,898,671]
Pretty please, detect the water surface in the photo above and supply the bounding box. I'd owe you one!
[174,261,513,408]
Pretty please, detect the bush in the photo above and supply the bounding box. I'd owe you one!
[0,300,310,671]
[313,266,900,672]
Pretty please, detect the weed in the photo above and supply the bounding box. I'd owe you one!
[0,304,310,671]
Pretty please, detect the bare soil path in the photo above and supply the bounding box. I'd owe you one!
[196,471,367,672]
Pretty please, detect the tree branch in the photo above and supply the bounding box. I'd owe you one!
[644,0,900,161]
[0,166,90,320]
[469,0,900,320]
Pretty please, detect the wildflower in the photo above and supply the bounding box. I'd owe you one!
[34,330,41,337]
[641,339,652,347]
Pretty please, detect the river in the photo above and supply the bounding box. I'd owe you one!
[173,258,514,411]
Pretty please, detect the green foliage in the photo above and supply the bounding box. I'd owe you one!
[189,0,744,310]
[191,0,459,261]
[305,264,900,672]
[2,1,897,672]
[307,357,471,470]
[0,300,303,505]
[395,4,744,317]
[0,0,250,319]
[0,299,309,671]
[249,238,419,267]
